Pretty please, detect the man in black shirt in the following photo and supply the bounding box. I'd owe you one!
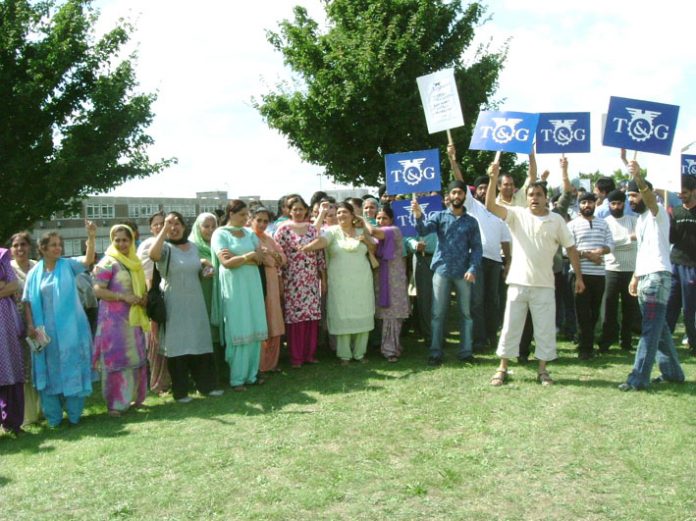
[666,175,696,356]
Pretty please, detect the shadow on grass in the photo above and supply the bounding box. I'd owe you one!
[0,475,11,488]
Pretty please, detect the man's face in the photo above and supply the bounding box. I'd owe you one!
[579,199,596,218]
[627,191,646,214]
[679,187,696,206]
[593,186,606,204]
[449,188,465,209]
[527,187,548,213]
[475,183,488,203]
[609,200,625,218]
[499,175,515,199]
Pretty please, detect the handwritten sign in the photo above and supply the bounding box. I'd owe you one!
[385,149,441,195]
[469,111,539,154]
[603,96,679,155]
[417,69,465,134]
[391,196,443,237]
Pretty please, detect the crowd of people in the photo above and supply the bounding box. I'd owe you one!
[1,152,694,435]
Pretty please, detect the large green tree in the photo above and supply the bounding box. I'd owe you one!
[255,0,524,191]
[0,0,173,241]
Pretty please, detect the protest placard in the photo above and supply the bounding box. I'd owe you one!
[385,149,441,195]
[469,111,539,155]
[391,195,443,237]
[603,96,679,156]
[536,112,591,154]
[681,154,696,175]
[417,69,464,134]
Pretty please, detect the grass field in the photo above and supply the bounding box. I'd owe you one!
[2,326,695,521]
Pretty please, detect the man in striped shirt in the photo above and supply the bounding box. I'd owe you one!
[598,189,640,352]
[567,192,614,360]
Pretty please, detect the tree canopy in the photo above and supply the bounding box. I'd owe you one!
[255,0,525,190]
[0,0,173,241]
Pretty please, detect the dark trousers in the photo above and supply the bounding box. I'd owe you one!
[471,257,502,350]
[573,274,605,355]
[558,260,577,338]
[666,263,696,350]
[0,383,24,434]
[167,353,217,400]
[413,253,434,344]
[599,271,641,350]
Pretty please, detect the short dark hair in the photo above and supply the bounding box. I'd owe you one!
[149,211,165,225]
[526,182,548,197]
[595,177,616,195]
[682,175,696,191]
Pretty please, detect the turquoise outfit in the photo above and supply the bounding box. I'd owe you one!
[23,258,93,426]
[211,227,267,386]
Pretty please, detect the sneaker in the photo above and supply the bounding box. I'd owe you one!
[208,389,224,397]
[682,336,689,346]
[618,383,638,392]
[176,396,193,403]
[651,375,666,384]
[427,357,443,367]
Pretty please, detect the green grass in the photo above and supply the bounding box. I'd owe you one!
[2,326,695,521]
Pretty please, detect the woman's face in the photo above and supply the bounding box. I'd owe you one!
[228,208,249,227]
[376,211,392,227]
[150,215,164,235]
[336,207,354,226]
[166,216,184,241]
[10,237,30,262]
[251,212,270,234]
[363,200,378,219]
[113,230,132,255]
[200,217,217,242]
[290,202,307,223]
[325,206,338,226]
[41,237,62,261]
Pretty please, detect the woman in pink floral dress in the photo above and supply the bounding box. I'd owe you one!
[274,196,326,367]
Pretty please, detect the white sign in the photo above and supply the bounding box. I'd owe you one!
[417,68,464,134]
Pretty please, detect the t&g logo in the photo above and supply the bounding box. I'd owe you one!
[613,108,670,142]
[480,117,529,144]
[539,119,586,146]
[391,158,436,187]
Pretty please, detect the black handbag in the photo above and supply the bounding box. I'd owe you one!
[146,252,169,325]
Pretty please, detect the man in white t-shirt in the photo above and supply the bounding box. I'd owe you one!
[485,162,584,386]
[619,161,685,391]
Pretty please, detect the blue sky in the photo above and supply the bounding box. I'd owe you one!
[95,0,694,199]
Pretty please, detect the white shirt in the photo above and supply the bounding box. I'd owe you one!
[567,216,614,276]
[504,206,575,289]
[604,214,638,272]
[465,195,511,262]
[634,204,671,277]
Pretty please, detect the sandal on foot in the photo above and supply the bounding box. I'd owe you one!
[490,369,507,386]
[537,371,554,386]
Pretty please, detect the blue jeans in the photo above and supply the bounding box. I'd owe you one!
[626,272,685,389]
[430,272,473,360]
[666,263,696,349]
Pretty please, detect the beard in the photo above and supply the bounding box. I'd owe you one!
[630,200,647,214]
[450,198,464,209]
[609,207,624,218]
[474,193,486,204]
[580,207,595,218]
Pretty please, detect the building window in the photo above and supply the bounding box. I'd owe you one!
[86,204,114,220]
[128,204,160,218]
[163,204,196,218]
[199,204,222,214]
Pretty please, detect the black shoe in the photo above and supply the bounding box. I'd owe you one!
[458,355,476,365]
[427,357,443,367]
[517,355,529,365]
[578,351,593,361]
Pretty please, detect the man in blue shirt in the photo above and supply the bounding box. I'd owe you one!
[412,181,483,365]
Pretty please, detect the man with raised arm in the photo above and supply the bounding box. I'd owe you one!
[411,181,482,366]
[618,162,685,391]
[485,160,584,386]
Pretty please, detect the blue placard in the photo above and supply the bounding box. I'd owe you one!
[391,195,443,237]
[682,154,696,175]
[469,111,539,154]
[603,96,679,155]
[385,149,442,196]
[536,112,591,154]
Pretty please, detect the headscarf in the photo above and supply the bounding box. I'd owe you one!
[104,225,150,332]
[189,213,217,261]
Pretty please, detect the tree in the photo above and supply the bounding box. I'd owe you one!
[0,0,173,241]
[255,0,526,191]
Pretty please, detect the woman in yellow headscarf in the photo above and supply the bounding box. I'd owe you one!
[93,224,150,417]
